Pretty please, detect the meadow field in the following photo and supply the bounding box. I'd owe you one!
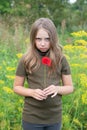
[0,22,87,130]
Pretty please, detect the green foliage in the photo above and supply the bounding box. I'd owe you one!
[0,0,87,32]
[0,0,11,14]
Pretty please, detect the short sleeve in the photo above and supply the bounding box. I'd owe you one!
[16,56,26,77]
[61,56,71,75]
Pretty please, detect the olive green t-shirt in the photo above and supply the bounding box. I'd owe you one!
[16,55,71,124]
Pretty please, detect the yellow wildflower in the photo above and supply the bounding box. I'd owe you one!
[83,63,87,69]
[0,112,5,117]
[79,73,87,87]
[63,114,70,123]
[6,75,15,80]
[3,86,13,94]
[19,99,24,104]
[64,45,87,53]
[73,45,86,51]
[25,38,30,44]
[71,63,81,67]
[71,30,87,37]
[16,53,23,58]
[82,92,87,104]
[6,67,16,71]
[73,118,82,127]
[80,54,87,59]
[64,45,74,52]
[75,39,87,46]
[18,107,23,112]
[2,61,6,66]
[0,66,2,69]
[81,112,85,116]
[0,80,4,84]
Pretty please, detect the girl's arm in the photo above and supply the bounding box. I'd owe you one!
[13,76,46,100]
[43,74,74,97]
[57,74,74,95]
[13,76,33,96]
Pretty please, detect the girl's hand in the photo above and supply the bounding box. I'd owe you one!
[31,89,47,100]
[43,85,58,98]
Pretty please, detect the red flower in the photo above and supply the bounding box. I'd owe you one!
[42,57,51,67]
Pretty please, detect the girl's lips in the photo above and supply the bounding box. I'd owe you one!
[40,48,47,52]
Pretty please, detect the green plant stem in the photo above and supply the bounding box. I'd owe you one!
[44,66,46,88]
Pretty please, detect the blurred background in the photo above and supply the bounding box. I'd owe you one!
[0,0,87,32]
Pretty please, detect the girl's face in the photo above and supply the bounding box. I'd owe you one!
[35,28,50,52]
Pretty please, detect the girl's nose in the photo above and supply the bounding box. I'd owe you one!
[41,40,45,46]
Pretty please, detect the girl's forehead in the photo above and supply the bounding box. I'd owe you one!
[36,28,49,37]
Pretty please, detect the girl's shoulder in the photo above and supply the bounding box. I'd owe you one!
[60,54,70,67]
[61,55,68,62]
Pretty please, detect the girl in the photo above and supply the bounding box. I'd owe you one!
[13,18,74,130]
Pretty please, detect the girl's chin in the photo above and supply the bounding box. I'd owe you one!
[39,48,48,52]
[36,47,49,53]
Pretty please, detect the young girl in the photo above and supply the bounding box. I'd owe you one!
[13,18,74,130]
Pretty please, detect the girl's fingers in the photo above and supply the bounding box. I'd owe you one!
[51,92,57,98]
[34,89,47,100]
[43,85,58,97]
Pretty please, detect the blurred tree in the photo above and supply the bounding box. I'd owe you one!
[0,0,87,31]
[66,0,87,31]
[0,0,10,14]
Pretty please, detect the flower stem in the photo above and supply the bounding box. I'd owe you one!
[44,65,46,88]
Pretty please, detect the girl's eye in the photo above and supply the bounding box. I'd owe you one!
[35,37,50,42]
[45,38,50,42]
[35,38,41,41]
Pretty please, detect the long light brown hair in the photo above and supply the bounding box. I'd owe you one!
[24,18,63,74]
